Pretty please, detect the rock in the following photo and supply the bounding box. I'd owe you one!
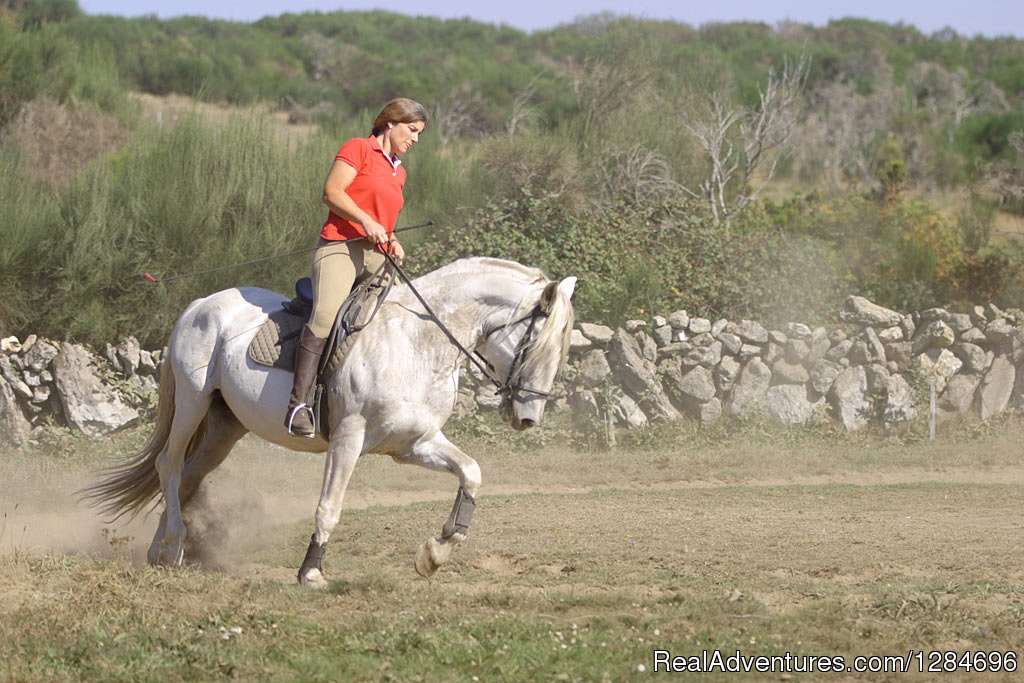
[711,319,729,337]
[579,322,615,345]
[718,332,742,355]
[985,318,1013,344]
[864,327,887,364]
[785,338,810,364]
[22,338,59,373]
[32,385,52,404]
[735,320,768,344]
[911,321,956,355]
[1,378,32,447]
[806,328,831,364]
[809,358,843,395]
[900,315,916,340]
[675,366,717,403]
[825,340,853,363]
[919,307,949,323]
[689,332,714,347]
[614,394,648,429]
[917,348,963,393]
[139,349,158,374]
[877,326,904,343]
[865,364,891,395]
[667,310,689,330]
[636,330,658,363]
[569,329,592,352]
[575,350,611,389]
[971,305,987,325]
[939,373,981,415]
[769,330,788,346]
[960,327,987,345]
[829,365,870,431]
[715,355,741,393]
[657,342,689,359]
[607,330,679,422]
[652,315,667,328]
[882,374,917,427]
[53,342,140,437]
[682,342,721,369]
[772,359,810,385]
[652,325,673,347]
[849,341,872,365]
[0,355,33,400]
[947,313,973,333]
[977,348,1015,420]
[729,357,771,417]
[696,397,722,426]
[840,296,902,327]
[952,342,989,374]
[763,342,784,365]
[784,322,812,339]
[115,336,142,376]
[738,344,761,361]
[884,341,914,371]
[1,336,22,353]
[688,318,712,334]
[766,384,822,425]
[475,384,502,409]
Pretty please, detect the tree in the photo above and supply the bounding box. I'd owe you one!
[684,54,809,228]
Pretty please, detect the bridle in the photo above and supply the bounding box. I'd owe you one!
[480,305,554,399]
[382,252,558,401]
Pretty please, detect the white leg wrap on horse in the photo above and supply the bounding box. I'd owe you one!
[441,486,476,539]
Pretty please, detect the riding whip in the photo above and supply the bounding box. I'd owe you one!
[141,220,434,284]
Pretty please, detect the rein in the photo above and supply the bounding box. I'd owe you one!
[381,252,556,399]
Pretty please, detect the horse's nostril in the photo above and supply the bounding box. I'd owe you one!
[520,418,536,429]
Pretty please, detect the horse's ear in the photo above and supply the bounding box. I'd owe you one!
[541,276,577,312]
[558,276,577,300]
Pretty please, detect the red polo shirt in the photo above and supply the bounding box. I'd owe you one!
[320,136,406,241]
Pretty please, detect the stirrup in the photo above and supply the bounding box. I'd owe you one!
[286,403,316,438]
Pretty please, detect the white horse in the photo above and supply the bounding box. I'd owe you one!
[82,257,576,586]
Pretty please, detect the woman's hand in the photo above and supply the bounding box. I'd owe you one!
[390,239,405,264]
[362,219,389,245]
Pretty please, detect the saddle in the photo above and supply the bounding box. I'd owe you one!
[248,262,396,436]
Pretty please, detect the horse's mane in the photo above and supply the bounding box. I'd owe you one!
[419,257,548,286]
[408,256,575,380]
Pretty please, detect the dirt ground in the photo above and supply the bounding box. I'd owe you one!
[2,424,1023,681]
[2,426,1022,579]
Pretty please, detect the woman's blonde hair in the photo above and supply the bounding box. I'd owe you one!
[371,98,429,136]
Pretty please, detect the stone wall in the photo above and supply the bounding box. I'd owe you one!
[2,295,1021,446]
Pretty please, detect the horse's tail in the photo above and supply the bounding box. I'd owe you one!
[78,348,199,521]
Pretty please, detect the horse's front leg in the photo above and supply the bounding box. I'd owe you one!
[405,433,482,578]
[297,426,363,588]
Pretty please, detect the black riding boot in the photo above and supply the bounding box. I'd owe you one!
[285,325,327,438]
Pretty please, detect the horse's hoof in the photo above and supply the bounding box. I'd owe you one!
[151,539,185,567]
[415,541,439,577]
[298,568,328,589]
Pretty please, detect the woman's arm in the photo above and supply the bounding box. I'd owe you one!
[322,160,389,245]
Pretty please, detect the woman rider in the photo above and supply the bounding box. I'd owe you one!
[286,98,428,437]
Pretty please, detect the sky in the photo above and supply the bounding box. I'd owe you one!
[77,0,1024,38]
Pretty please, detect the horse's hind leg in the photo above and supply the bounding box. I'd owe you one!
[150,389,213,566]
[149,395,248,565]
[403,432,482,578]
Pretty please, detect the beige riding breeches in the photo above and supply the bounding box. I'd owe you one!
[307,238,385,338]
